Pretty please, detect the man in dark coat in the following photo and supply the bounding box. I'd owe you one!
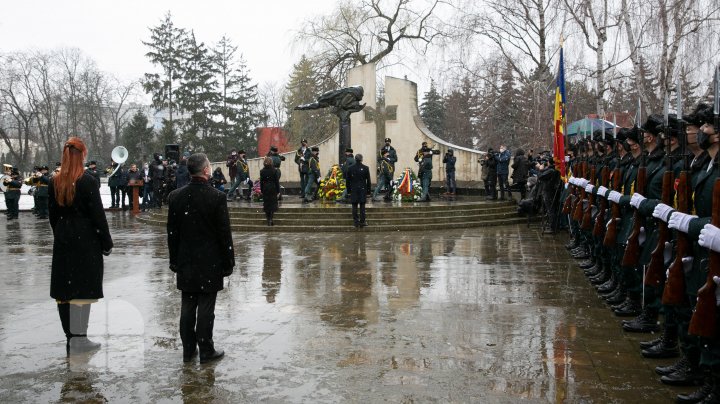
[511,149,530,199]
[346,153,372,227]
[167,153,235,364]
[86,161,101,189]
[482,149,498,200]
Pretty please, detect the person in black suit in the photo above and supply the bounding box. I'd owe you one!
[167,153,235,364]
[345,153,372,228]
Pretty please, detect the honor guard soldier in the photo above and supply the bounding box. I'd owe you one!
[373,149,394,201]
[294,139,311,198]
[227,150,251,201]
[303,147,320,203]
[414,141,437,202]
[35,165,50,219]
[4,167,22,220]
[380,138,397,172]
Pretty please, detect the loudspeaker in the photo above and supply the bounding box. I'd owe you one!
[165,144,180,163]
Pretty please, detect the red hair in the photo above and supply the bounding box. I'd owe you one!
[53,137,87,206]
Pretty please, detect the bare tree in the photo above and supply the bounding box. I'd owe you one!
[257,81,287,128]
[297,0,449,80]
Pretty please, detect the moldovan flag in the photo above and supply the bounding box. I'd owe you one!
[553,42,567,181]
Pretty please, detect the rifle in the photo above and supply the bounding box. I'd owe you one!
[688,65,720,336]
[593,165,610,237]
[662,166,691,304]
[563,157,580,214]
[603,165,622,246]
[646,93,675,287]
[572,160,587,221]
[622,100,646,268]
[581,163,597,230]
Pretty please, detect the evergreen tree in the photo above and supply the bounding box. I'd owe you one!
[493,60,523,147]
[443,76,478,149]
[142,12,186,132]
[420,79,445,137]
[176,31,218,154]
[121,110,155,165]
[284,55,337,146]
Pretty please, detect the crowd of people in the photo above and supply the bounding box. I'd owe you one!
[561,101,720,403]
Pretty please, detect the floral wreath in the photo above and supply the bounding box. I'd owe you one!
[317,164,346,201]
[250,179,263,202]
[392,168,423,202]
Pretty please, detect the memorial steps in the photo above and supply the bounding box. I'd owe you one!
[136,199,526,232]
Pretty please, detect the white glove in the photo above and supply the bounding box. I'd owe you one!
[639,226,646,246]
[578,178,589,188]
[597,186,609,197]
[608,191,622,203]
[630,193,646,209]
[585,184,594,193]
[300,157,305,162]
[668,211,698,233]
[653,203,675,222]
[699,224,720,253]
[568,176,576,185]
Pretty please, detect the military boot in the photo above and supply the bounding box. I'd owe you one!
[613,297,642,317]
[656,356,689,376]
[604,286,626,305]
[622,307,660,332]
[642,325,679,358]
[676,373,713,404]
[597,274,617,294]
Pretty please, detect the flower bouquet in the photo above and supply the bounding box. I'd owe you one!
[317,164,347,202]
[392,168,423,202]
[250,179,263,202]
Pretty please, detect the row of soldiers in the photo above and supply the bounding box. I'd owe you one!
[3,164,53,220]
[564,100,720,403]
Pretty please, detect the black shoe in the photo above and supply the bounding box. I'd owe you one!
[622,310,660,332]
[360,222,367,227]
[605,289,626,305]
[584,264,603,276]
[640,337,663,350]
[676,376,713,403]
[661,366,705,386]
[542,229,556,235]
[642,339,679,358]
[68,336,101,354]
[183,349,197,363]
[354,223,360,228]
[656,356,689,376]
[200,350,224,364]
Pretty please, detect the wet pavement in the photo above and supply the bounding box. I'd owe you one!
[0,212,690,403]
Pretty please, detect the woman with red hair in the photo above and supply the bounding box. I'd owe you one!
[48,137,113,355]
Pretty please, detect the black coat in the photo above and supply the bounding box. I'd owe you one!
[346,162,372,203]
[49,172,113,300]
[511,155,530,182]
[167,177,235,293]
[260,167,280,213]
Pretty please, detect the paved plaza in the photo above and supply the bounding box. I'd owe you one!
[0,210,692,403]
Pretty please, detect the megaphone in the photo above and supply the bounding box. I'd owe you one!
[110,146,129,177]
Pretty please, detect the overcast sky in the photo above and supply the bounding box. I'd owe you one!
[0,0,340,86]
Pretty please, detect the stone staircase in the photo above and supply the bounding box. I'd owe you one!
[135,198,526,232]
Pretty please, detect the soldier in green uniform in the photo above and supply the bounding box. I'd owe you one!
[294,140,311,198]
[373,149,394,202]
[303,147,320,203]
[35,165,50,219]
[3,167,22,220]
[415,141,435,202]
[227,150,251,201]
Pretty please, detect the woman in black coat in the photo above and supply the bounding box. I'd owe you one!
[260,157,280,226]
[49,137,113,355]
[511,149,530,199]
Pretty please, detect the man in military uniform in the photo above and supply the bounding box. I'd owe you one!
[35,165,50,219]
[340,148,355,202]
[3,167,22,220]
[86,161,101,189]
[380,138,397,172]
[294,140,311,198]
[303,147,320,203]
[227,150,251,201]
[373,149,394,202]
[414,141,435,202]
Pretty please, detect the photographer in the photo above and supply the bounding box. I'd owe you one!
[443,149,456,196]
[414,141,438,202]
[535,155,563,234]
[511,149,530,199]
[481,148,498,200]
[496,145,512,200]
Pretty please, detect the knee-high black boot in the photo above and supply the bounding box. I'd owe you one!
[57,303,71,355]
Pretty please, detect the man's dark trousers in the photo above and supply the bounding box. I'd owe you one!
[352,202,366,225]
[180,291,217,356]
